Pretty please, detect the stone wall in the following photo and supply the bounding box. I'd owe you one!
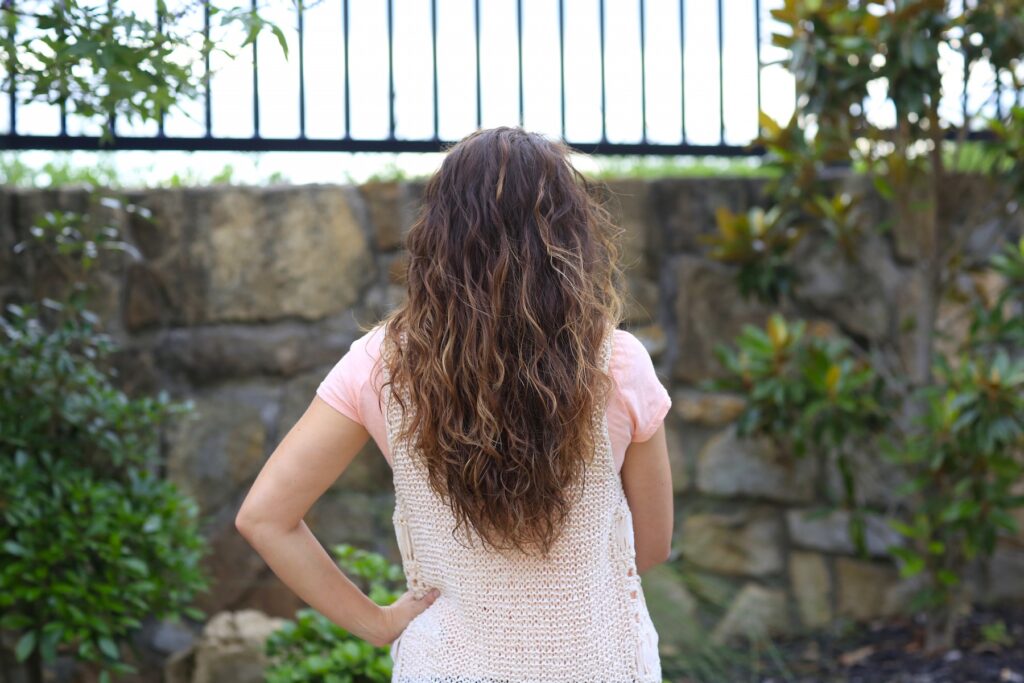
[2,174,1022,665]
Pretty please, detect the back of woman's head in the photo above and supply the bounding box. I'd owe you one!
[380,126,626,556]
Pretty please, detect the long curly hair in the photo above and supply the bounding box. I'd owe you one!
[377,126,626,557]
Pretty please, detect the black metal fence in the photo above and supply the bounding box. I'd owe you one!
[5,0,779,155]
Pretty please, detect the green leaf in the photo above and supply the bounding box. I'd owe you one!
[98,636,119,660]
[270,25,290,59]
[15,631,37,662]
[3,540,28,557]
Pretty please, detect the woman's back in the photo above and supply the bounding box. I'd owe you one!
[380,323,661,682]
[238,127,673,683]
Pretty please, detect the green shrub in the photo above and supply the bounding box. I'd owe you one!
[0,299,208,683]
[708,0,1024,653]
[265,544,405,683]
[0,201,208,683]
[710,314,890,552]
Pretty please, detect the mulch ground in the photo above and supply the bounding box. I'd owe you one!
[663,606,1024,679]
[740,603,1024,683]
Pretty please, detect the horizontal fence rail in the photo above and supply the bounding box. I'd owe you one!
[0,1,1009,156]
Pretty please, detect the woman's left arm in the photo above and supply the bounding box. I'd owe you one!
[235,395,438,648]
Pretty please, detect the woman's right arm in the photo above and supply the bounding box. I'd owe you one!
[621,422,673,575]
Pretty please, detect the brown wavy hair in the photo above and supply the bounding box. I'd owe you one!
[377,126,626,557]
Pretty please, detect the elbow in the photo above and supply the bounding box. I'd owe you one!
[235,502,299,541]
[234,503,261,540]
[636,543,672,575]
[658,543,672,566]
[234,509,253,538]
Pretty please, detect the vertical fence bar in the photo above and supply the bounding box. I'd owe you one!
[107,0,117,136]
[716,0,724,144]
[6,0,15,136]
[157,0,166,136]
[475,0,482,129]
[58,17,67,136]
[639,0,647,142]
[251,0,260,137]
[995,68,1003,120]
[204,1,212,137]
[754,0,762,118]
[343,0,350,139]
[599,0,607,142]
[558,0,566,140]
[517,0,524,127]
[431,0,439,139]
[298,1,306,138]
[387,0,395,138]
[679,0,686,143]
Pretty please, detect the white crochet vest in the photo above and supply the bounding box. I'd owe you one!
[382,325,661,682]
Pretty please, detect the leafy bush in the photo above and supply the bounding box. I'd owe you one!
[701,207,802,303]
[265,544,405,683]
[882,240,1024,645]
[0,300,208,682]
[710,314,889,551]
[885,352,1024,607]
[0,202,208,683]
[708,0,1024,653]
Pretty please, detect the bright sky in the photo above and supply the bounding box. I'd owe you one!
[0,0,1010,184]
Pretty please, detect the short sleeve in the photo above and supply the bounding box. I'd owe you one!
[612,330,672,443]
[315,326,382,426]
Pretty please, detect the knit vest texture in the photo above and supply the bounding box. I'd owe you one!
[382,325,662,682]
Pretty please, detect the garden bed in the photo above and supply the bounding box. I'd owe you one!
[665,603,1024,683]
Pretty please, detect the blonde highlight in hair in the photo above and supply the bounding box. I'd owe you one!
[377,127,627,557]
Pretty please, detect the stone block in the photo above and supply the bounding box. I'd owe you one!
[789,551,833,629]
[154,313,365,385]
[835,557,906,622]
[679,506,784,577]
[124,186,375,328]
[711,583,791,644]
[234,572,306,620]
[822,448,909,508]
[978,542,1024,604]
[166,382,277,515]
[696,426,817,504]
[307,491,397,559]
[672,389,746,427]
[650,177,768,254]
[639,564,699,658]
[671,254,794,383]
[196,508,272,614]
[790,231,897,341]
[166,610,287,683]
[786,508,904,559]
[358,180,422,251]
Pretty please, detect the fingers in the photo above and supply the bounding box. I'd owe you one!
[379,588,440,646]
[412,587,440,610]
[401,588,439,619]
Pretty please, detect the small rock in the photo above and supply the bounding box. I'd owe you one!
[711,583,791,644]
[166,609,288,683]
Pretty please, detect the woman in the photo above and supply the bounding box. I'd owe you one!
[236,126,673,682]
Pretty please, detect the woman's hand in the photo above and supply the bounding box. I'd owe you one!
[368,587,441,647]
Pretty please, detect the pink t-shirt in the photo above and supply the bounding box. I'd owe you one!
[315,325,672,473]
